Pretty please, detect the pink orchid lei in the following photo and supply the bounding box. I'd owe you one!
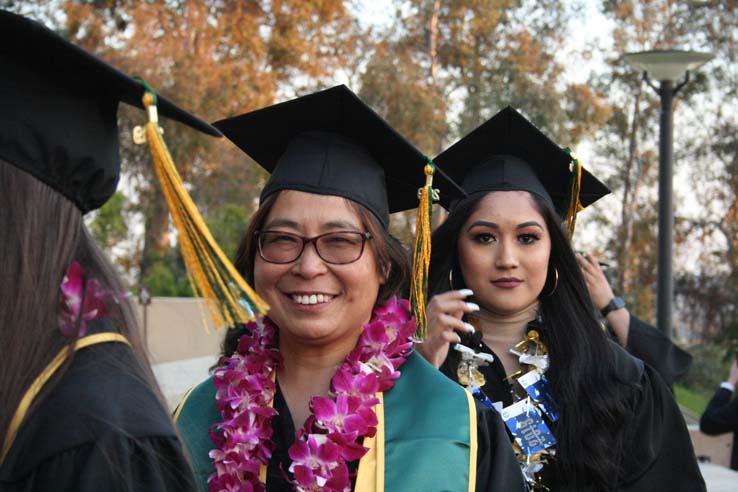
[208,296,416,492]
[58,262,123,338]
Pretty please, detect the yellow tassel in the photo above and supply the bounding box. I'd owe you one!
[136,91,268,330]
[564,150,584,239]
[410,161,437,340]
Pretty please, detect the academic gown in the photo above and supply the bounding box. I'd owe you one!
[441,339,706,491]
[699,387,738,470]
[623,314,692,388]
[0,327,198,492]
[176,351,526,492]
[265,385,522,492]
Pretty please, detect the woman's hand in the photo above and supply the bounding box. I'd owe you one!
[415,289,479,368]
[576,252,613,311]
[577,252,631,345]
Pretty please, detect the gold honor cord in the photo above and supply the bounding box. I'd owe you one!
[0,333,131,464]
[409,161,438,340]
[134,91,268,331]
[563,148,584,239]
[354,392,385,492]
[464,389,478,492]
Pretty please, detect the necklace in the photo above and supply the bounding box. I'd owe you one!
[456,316,559,491]
[208,297,416,492]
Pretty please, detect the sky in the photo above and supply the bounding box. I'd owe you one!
[353,0,616,85]
[349,1,721,271]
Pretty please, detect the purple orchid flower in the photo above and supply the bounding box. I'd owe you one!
[208,298,417,492]
[58,262,111,338]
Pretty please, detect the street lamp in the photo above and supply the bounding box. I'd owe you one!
[138,286,152,345]
[622,49,713,338]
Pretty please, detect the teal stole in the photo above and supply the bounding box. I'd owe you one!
[175,351,477,492]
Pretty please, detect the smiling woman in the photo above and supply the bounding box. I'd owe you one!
[252,191,386,356]
[173,86,525,492]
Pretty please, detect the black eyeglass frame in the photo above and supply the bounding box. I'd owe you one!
[255,230,373,265]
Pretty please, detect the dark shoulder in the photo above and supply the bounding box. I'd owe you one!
[607,339,645,385]
[3,341,175,476]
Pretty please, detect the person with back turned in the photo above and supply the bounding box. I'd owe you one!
[0,11,222,491]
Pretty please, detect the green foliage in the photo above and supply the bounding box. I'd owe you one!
[207,203,249,262]
[85,191,128,250]
[682,342,735,395]
[141,250,193,297]
[12,1,738,349]
[674,384,711,416]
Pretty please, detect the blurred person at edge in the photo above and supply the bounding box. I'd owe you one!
[0,10,222,491]
[700,355,738,471]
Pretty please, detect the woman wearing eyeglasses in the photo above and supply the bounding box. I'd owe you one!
[174,86,524,492]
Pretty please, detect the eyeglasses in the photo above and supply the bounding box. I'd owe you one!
[255,230,373,265]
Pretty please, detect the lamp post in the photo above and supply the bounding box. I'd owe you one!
[139,286,152,346]
[622,50,713,338]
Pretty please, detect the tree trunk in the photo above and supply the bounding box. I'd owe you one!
[617,90,641,295]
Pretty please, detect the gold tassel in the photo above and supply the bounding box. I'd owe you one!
[134,90,269,330]
[563,148,583,239]
[410,160,438,340]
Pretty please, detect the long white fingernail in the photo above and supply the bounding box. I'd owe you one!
[458,289,474,296]
[465,302,480,311]
[464,322,476,333]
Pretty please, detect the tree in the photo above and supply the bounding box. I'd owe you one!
[590,0,738,340]
[12,0,363,294]
[359,0,611,243]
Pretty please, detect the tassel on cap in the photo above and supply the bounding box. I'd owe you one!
[563,147,583,239]
[134,84,268,331]
[410,159,438,340]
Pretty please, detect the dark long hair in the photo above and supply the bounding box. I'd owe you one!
[221,191,411,357]
[430,192,630,490]
[0,159,162,446]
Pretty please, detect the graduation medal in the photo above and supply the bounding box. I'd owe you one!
[502,328,559,491]
[456,318,559,491]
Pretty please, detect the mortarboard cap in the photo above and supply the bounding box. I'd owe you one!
[213,85,463,228]
[0,10,222,213]
[434,106,610,217]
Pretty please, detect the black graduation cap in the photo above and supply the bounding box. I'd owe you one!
[0,10,222,213]
[213,85,463,227]
[433,106,610,216]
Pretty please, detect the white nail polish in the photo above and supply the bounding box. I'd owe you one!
[464,322,476,333]
[458,289,474,297]
[465,302,480,311]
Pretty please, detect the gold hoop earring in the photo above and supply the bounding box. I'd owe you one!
[448,268,455,291]
[546,267,559,297]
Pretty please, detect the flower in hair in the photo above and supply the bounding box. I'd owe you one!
[58,262,110,338]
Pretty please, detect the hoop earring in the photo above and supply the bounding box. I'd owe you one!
[448,268,455,291]
[546,267,559,297]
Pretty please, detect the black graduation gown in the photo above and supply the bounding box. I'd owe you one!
[699,387,738,470]
[265,383,525,492]
[441,340,705,491]
[0,336,198,492]
[623,314,692,387]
